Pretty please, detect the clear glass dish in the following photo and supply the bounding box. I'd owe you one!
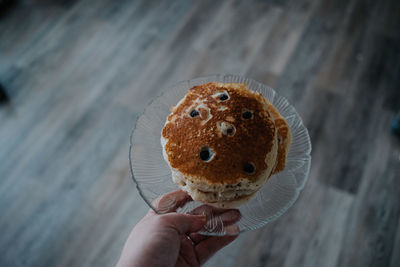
[129,74,311,235]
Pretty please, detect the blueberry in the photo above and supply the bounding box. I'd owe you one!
[219,94,229,101]
[243,162,255,174]
[200,150,209,160]
[219,122,235,136]
[242,111,252,119]
[199,147,213,161]
[190,109,199,117]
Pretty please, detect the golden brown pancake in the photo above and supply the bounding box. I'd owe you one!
[161,82,290,208]
[267,103,292,174]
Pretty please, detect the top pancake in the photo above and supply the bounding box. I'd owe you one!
[161,82,277,185]
[267,102,292,174]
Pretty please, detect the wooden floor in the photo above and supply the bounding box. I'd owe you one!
[1,0,399,266]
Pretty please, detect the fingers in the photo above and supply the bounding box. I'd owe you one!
[215,209,241,225]
[195,231,239,265]
[188,233,209,244]
[190,206,241,234]
[190,204,228,216]
[161,213,207,234]
[151,189,192,213]
[189,205,241,225]
[189,209,241,244]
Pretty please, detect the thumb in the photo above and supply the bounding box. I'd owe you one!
[162,213,207,234]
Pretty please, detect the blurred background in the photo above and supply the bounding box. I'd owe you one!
[0,0,399,266]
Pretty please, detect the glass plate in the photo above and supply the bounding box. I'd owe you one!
[129,74,311,235]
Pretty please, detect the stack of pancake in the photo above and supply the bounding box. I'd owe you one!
[161,82,291,208]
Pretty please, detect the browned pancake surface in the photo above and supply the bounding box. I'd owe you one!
[267,103,292,174]
[162,82,276,184]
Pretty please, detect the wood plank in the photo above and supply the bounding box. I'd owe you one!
[273,0,356,103]
[336,108,400,267]
[234,169,354,267]
[390,221,400,267]
[245,0,319,82]
[298,0,399,194]
[116,0,283,111]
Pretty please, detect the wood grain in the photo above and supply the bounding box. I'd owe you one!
[0,0,399,266]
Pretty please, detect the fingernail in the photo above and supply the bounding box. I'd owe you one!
[224,224,240,235]
[219,210,240,222]
[198,214,207,223]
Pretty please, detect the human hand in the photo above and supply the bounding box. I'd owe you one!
[116,190,241,267]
